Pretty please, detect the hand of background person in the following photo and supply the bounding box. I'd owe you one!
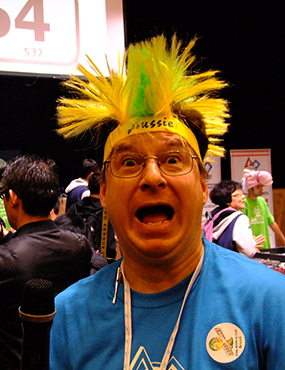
[0,220,9,239]
[253,234,266,249]
[0,218,15,243]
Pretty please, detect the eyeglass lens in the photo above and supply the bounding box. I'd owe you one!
[109,151,194,178]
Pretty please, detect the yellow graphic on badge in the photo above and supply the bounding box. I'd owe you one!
[209,336,233,351]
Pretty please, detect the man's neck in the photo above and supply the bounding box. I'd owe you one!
[121,241,204,294]
[16,214,52,230]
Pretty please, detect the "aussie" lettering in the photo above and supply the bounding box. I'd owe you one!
[127,118,174,134]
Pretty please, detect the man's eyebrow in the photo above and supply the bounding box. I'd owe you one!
[164,138,185,147]
[163,137,189,151]
[113,143,136,155]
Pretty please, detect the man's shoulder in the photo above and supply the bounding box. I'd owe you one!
[2,220,90,251]
[70,196,102,214]
[55,261,119,306]
[49,226,92,254]
[203,238,285,287]
[256,196,268,205]
[69,185,88,198]
[245,195,267,205]
[66,178,88,193]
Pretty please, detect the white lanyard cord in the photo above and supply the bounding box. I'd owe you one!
[121,266,132,370]
[120,252,204,370]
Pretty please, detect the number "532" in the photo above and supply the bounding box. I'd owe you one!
[24,47,43,57]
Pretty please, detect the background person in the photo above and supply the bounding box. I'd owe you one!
[67,172,117,261]
[242,168,285,249]
[55,172,117,272]
[207,180,264,257]
[65,158,100,210]
[0,154,92,370]
[50,35,285,370]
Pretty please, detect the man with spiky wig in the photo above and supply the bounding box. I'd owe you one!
[50,35,285,369]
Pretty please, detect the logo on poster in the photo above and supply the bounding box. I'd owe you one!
[204,162,213,176]
[245,157,260,170]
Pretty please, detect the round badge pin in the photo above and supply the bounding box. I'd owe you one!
[206,323,245,363]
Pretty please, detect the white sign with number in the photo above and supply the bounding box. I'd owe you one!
[0,0,125,76]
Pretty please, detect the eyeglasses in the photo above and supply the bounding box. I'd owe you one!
[103,150,198,178]
[231,191,245,198]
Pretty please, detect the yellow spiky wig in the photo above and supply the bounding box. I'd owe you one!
[57,34,229,167]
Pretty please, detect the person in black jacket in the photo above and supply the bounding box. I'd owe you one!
[0,154,92,370]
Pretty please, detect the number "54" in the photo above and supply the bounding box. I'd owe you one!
[0,0,50,41]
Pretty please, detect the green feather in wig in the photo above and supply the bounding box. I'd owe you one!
[57,34,229,160]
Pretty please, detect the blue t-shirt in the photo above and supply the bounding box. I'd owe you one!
[50,238,285,369]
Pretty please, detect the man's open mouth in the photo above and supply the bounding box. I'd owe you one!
[136,205,174,225]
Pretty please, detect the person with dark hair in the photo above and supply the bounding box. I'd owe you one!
[50,35,285,369]
[207,180,264,257]
[65,158,100,210]
[0,155,92,370]
[66,172,117,261]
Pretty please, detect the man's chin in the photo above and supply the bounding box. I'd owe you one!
[131,234,183,258]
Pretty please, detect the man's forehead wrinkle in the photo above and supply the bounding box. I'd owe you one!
[112,133,194,155]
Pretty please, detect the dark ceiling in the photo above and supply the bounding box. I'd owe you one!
[0,0,284,188]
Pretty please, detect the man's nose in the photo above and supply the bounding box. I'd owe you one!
[139,159,167,189]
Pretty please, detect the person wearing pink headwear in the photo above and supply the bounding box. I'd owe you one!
[242,169,285,249]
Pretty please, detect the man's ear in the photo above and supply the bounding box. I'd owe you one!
[9,189,20,207]
[99,183,107,208]
[200,175,208,206]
